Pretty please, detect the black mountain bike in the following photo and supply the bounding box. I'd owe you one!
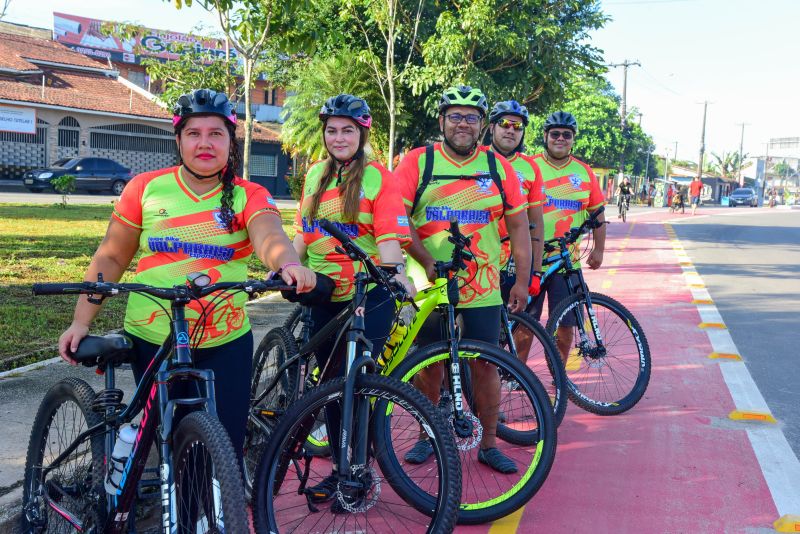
[536,206,652,415]
[250,219,460,534]
[22,275,289,533]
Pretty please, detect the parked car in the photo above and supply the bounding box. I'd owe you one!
[728,187,758,207]
[22,157,133,195]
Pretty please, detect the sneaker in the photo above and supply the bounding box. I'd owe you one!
[404,439,434,464]
[307,472,339,503]
[477,447,518,474]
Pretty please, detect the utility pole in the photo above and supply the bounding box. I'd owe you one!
[696,101,710,181]
[609,60,641,187]
[736,122,749,186]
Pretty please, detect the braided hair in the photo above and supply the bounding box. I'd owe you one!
[175,118,240,233]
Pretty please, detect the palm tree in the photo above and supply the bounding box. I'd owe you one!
[710,151,752,180]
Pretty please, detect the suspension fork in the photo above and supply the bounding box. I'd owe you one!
[441,302,471,435]
[565,268,605,349]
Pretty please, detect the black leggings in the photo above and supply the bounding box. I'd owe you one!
[127,330,253,467]
[308,285,396,466]
[416,305,502,346]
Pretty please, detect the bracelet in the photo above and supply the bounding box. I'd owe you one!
[279,262,301,271]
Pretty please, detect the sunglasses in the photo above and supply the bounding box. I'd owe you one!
[548,130,573,140]
[496,118,524,131]
[446,113,482,125]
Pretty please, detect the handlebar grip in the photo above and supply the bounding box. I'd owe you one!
[448,217,462,239]
[32,283,89,295]
[319,219,353,246]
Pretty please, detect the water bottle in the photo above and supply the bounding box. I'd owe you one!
[379,320,408,368]
[105,423,137,495]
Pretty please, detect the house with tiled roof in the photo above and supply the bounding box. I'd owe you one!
[0,20,291,197]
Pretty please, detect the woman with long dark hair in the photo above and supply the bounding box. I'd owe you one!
[293,93,414,505]
[58,88,316,465]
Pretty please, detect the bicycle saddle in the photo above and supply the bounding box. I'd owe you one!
[71,334,134,368]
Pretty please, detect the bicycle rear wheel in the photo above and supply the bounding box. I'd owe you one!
[252,374,460,534]
[246,327,298,491]
[22,377,106,534]
[546,292,651,415]
[502,311,568,426]
[173,412,248,533]
[388,340,557,524]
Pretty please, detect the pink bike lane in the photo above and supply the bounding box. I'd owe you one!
[465,209,783,533]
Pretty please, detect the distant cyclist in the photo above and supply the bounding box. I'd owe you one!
[615,177,634,218]
[395,85,531,474]
[529,111,606,364]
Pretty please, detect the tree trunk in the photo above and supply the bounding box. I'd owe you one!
[242,58,254,181]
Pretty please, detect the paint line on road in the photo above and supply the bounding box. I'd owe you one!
[488,505,525,533]
[667,222,800,521]
[601,280,612,289]
[608,269,617,276]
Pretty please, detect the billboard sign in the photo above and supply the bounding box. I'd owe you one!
[53,12,236,65]
[0,105,37,135]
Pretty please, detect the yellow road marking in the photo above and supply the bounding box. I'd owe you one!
[601,280,612,289]
[708,352,742,361]
[729,410,777,423]
[488,505,525,533]
[699,322,726,329]
[692,299,714,305]
[774,514,800,533]
[608,269,617,276]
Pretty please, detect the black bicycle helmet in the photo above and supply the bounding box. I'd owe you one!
[489,100,529,126]
[438,85,489,116]
[543,111,577,132]
[172,89,236,129]
[319,94,372,128]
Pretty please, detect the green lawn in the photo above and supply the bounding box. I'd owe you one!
[0,203,296,369]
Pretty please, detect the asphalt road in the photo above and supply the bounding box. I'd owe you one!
[669,208,800,458]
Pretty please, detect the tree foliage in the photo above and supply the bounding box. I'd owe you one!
[711,151,752,179]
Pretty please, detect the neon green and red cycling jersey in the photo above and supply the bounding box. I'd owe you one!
[112,166,280,347]
[498,151,547,266]
[295,160,411,302]
[531,154,605,264]
[395,143,526,308]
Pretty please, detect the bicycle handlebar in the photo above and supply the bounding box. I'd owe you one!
[543,205,607,250]
[32,278,294,300]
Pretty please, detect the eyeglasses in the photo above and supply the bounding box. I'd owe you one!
[446,113,482,125]
[548,130,573,140]
[496,118,524,131]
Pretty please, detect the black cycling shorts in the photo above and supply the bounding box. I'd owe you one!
[528,273,582,327]
[416,304,502,346]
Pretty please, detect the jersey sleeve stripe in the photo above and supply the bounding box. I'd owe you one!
[111,211,143,230]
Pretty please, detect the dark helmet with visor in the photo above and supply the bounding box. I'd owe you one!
[489,100,529,126]
[319,94,372,129]
[543,110,578,133]
[173,89,237,129]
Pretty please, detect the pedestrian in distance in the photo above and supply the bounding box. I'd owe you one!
[57,88,317,468]
[689,176,703,215]
[394,84,532,473]
[291,93,417,504]
[527,111,606,365]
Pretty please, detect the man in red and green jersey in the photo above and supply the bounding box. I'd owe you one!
[529,111,606,362]
[395,85,532,474]
[486,100,546,299]
[294,160,411,301]
[113,166,281,347]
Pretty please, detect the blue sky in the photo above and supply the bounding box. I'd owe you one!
[6,0,797,162]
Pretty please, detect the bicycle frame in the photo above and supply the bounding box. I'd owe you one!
[35,302,222,533]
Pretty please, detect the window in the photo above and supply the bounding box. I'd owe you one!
[265,88,278,105]
[249,154,277,177]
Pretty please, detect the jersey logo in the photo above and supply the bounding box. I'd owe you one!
[267,197,276,206]
[515,170,525,181]
[568,173,582,189]
[156,208,169,218]
[397,216,409,227]
[425,206,490,224]
[212,210,227,229]
[475,172,494,195]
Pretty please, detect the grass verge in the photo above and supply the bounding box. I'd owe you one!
[0,203,296,369]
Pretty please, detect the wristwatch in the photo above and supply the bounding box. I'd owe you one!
[395,264,406,275]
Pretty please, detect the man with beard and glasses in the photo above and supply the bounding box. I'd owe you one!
[394,85,531,474]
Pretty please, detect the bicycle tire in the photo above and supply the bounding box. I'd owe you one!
[546,292,651,415]
[246,327,299,491]
[621,203,627,222]
[22,377,106,533]
[388,340,557,524]
[282,304,303,344]
[503,311,568,426]
[252,374,460,534]
[172,411,249,533]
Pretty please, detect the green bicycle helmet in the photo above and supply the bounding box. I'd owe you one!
[438,85,488,116]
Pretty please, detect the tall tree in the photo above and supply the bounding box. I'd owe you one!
[711,151,751,180]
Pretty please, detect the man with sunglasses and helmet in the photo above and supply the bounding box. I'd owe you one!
[487,100,546,319]
[394,85,531,473]
[529,111,606,364]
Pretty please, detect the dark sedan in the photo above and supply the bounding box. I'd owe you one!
[729,187,758,207]
[23,157,133,195]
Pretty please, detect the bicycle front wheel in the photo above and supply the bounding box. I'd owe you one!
[173,411,248,533]
[546,292,651,415]
[503,311,568,427]
[253,374,460,534]
[389,340,557,524]
[246,327,299,491]
[22,377,106,534]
